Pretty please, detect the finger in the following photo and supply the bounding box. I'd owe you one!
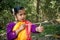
[22,24,25,27]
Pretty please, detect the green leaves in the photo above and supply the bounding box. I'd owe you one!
[0,0,60,36]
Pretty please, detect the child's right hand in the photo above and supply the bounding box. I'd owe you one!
[16,24,25,34]
[19,24,25,31]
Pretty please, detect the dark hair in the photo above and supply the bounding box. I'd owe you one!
[11,6,24,15]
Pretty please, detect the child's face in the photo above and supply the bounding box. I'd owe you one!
[15,9,26,21]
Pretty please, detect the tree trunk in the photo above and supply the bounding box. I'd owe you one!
[36,0,40,22]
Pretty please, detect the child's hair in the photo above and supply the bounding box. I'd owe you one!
[11,6,24,15]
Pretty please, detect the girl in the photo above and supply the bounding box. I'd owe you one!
[6,6,44,40]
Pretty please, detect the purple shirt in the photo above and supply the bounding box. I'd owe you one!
[6,22,38,40]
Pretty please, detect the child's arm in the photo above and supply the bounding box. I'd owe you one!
[6,22,17,40]
[31,24,44,33]
[6,22,25,40]
[31,24,39,33]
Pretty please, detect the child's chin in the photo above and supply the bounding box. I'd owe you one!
[20,20,25,21]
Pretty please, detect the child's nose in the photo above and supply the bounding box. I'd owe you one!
[22,15,25,18]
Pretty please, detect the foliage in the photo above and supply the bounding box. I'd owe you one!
[0,0,60,39]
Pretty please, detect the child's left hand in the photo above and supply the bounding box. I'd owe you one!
[36,26,44,32]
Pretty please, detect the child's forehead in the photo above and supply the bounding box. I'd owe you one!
[19,9,25,12]
[18,9,26,14]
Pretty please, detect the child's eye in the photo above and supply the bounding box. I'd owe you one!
[20,14,22,16]
[24,13,26,15]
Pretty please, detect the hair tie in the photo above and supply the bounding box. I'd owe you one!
[12,8,15,15]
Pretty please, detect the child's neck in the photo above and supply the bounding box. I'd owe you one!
[14,20,26,23]
[14,20,19,23]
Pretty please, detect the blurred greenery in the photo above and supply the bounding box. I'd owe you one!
[0,0,60,40]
